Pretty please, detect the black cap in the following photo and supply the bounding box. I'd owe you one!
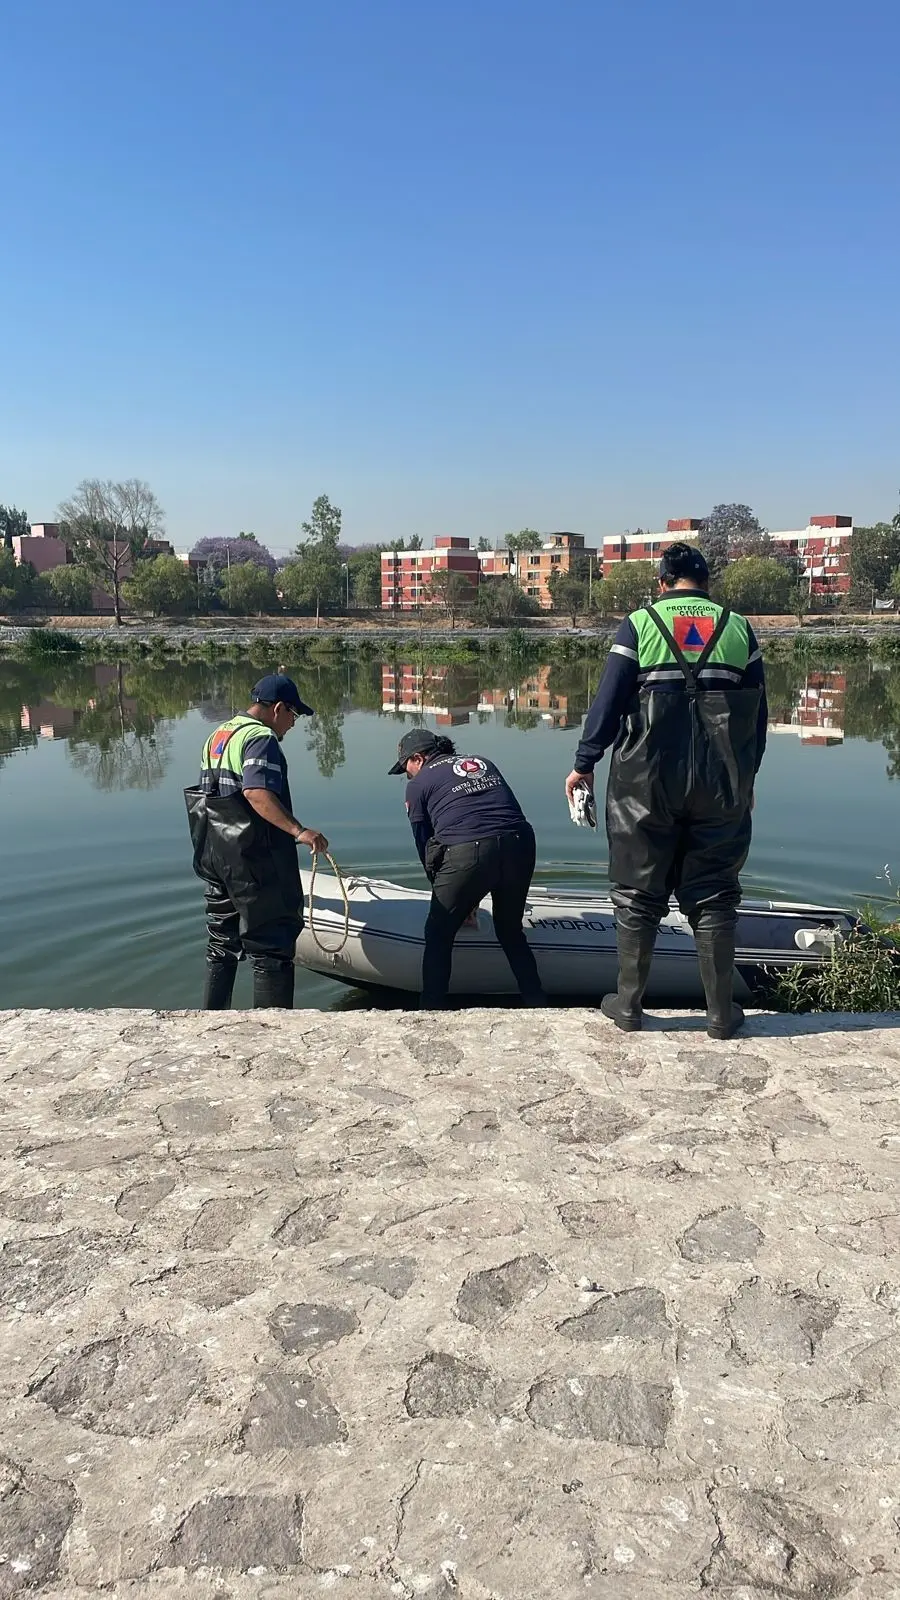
[658,542,709,584]
[388,728,440,775]
[250,673,315,716]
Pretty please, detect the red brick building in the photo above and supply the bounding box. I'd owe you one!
[768,516,853,601]
[602,520,703,575]
[602,515,854,602]
[380,538,480,611]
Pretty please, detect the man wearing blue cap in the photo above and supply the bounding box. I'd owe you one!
[564,543,768,1039]
[187,674,328,1009]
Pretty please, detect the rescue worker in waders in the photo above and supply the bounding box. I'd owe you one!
[185,674,329,1010]
[564,542,768,1039]
[390,729,548,1009]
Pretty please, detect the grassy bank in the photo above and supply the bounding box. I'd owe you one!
[5,620,900,668]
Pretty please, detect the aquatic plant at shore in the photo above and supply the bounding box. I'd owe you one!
[767,903,900,1012]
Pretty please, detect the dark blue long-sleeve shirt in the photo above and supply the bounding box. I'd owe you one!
[573,602,768,775]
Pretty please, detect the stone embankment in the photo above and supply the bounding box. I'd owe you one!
[1,1005,899,1597]
[3,618,900,652]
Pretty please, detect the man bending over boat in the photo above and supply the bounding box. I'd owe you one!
[390,729,548,1009]
[564,542,768,1039]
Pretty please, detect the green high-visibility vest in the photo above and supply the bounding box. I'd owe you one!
[201,715,273,779]
[630,594,751,675]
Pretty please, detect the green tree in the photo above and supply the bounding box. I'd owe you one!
[547,569,588,627]
[505,528,543,553]
[474,576,539,625]
[282,493,343,620]
[347,548,382,608]
[45,563,93,613]
[718,556,793,614]
[0,505,29,549]
[425,566,475,628]
[0,548,45,611]
[790,579,810,627]
[58,478,166,625]
[476,536,492,552]
[850,523,900,605]
[124,555,197,616]
[220,562,278,615]
[604,560,656,613]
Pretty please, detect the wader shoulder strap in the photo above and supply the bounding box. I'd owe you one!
[645,604,732,692]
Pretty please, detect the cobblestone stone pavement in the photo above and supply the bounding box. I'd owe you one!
[1,1007,900,1598]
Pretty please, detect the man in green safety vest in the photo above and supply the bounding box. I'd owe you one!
[186,673,328,1009]
[564,543,768,1038]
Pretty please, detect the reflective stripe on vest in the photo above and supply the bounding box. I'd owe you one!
[630,596,751,674]
[201,715,272,779]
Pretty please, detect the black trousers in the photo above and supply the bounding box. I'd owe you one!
[422,826,542,1005]
[205,878,302,964]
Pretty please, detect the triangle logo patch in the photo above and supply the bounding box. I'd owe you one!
[674,613,715,655]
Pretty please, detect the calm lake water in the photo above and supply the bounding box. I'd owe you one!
[1,651,898,1010]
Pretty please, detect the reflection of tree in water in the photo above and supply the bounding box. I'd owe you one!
[7,649,900,789]
[0,714,37,774]
[66,662,173,791]
[287,660,346,780]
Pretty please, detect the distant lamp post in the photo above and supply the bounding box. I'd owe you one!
[341,561,350,611]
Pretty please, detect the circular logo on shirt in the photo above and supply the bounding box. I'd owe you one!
[452,757,487,777]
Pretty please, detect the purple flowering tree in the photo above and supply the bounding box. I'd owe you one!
[190,534,277,575]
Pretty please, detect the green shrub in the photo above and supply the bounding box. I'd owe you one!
[22,627,82,656]
[767,913,900,1013]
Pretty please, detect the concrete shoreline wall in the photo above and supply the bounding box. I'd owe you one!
[0,1005,898,1596]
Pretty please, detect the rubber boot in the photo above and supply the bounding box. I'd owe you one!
[600,924,657,1031]
[252,956,295,1009]
[695,928,744,1039]
[202,958,237,1011]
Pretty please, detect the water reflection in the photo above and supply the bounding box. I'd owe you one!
[380,662,590,731]
[768,669,846,746]
[3,653,900,789]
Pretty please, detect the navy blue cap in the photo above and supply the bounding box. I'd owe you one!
[251,674,314,716]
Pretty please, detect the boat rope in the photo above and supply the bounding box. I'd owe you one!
[307,850,351,955]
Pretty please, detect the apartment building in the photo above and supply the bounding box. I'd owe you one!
[380,537,481,610]
[602,515,853,602]
[768,516,853,601]
[477,547,513,578]
[12,523,70,575]
[602,519,703,575]
[507,532,599,610]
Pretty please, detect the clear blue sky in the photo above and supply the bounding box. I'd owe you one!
[2,0,897,554]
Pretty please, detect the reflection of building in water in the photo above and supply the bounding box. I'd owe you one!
[20,702,81,739]
[769,671,845,746]
[381,665,480,726]
[382,663,586,730]
[20,667,139,741]
[478,666,583,729]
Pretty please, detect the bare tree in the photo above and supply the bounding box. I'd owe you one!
[58,479,166,624]
[425,566,476,629]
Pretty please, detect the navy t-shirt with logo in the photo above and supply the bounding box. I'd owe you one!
[405,753,527,862]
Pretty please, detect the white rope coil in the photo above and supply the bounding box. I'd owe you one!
[307,850,351,955]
